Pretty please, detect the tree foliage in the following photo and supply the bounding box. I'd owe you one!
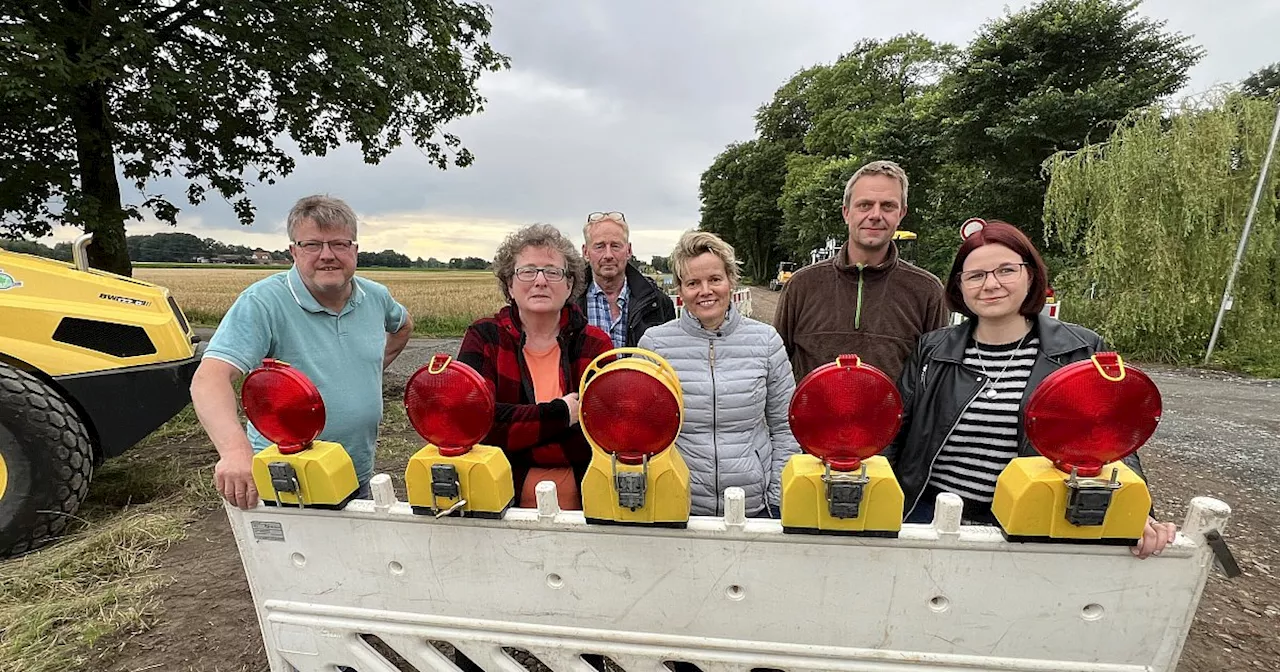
[0,237,72,261]
[128,232,208,262]
[698,139,789,282]
[1043,92,1280,372]
[1242,62,1280,99]
[0,0,507,275]
[942,0,1202,246]
[704,34,958,277]
[698,0,1204,284]
[448,256,489,270]
[6,231,462,268]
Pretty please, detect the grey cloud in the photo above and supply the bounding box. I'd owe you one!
[51,0,1278,262]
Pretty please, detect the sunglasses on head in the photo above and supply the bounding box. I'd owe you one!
[587,211,626,224]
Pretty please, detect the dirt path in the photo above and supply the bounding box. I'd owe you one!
[107,300,1276,672]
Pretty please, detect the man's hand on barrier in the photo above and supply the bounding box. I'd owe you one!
[1133,516,1177,559]
[216,452,260,509]
[561,392,580,426]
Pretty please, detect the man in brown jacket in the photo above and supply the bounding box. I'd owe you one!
[774,160,947,383]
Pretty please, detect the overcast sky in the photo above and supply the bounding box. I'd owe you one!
[43,0,1280,261]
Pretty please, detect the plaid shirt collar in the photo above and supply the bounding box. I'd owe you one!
[586,278,629,348]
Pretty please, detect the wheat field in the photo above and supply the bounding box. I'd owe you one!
[134,268,506,336]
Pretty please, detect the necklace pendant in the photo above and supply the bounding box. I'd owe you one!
[984,387,998,399]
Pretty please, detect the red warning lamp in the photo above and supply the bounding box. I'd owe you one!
[404,354,495,456]
[1025,353,1161,478]
[788,355,903,470]
[581,366,681,465]
[241,359,325,454]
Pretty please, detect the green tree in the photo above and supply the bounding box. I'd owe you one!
[649,255,670,274]
[1044,92,1280,373]
[0,1,507,275]
[776,154,863,261]
[1242,62,1280,99]
[358,249,411,267]
[941,0,1202,246]
[0,238,57,258]
[51,242,73,261]
[800,35,957,158]
[725,35,958,272]
[754,66,823,152]
[698,139,789,282]
[126,232,208,262]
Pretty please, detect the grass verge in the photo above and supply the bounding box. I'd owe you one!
[0,408,218,672]
[0,383,424,672]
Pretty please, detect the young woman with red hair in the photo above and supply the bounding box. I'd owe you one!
[886,219,1176,559]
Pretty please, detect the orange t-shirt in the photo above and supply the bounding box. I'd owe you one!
[523,342,563,403]
[521,342,580,510]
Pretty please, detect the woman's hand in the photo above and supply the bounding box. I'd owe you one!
[560,392,580,426]
[1132,516,1177,559]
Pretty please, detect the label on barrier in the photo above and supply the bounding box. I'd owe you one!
[251,520,286,542]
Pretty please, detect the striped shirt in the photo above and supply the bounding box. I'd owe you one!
[585,280,629,349]
[928,331,1041,514]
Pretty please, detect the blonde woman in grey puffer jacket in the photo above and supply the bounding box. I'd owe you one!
[638,231,800,517]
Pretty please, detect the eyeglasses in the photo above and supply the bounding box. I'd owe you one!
[514,265,567,283]
[586,211,626,224]
[293,239,355,254]
[959,262,1028,288]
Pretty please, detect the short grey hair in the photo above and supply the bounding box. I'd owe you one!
[493,223,588,303]
[842,160,909,209]
[582,215,630,245]
[670,230,741,289]
[287,195,359,241]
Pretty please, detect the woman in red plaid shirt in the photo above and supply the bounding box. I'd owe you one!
[457,224,614,510]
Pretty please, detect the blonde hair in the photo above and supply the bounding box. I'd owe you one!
[492,223,587,303]
[842,160,909,209]
[582,216,630,244]
[670,230,741,288]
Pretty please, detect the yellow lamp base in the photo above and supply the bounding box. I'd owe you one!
[780,455,903,536]
[405,443,515,518]
[582,447,690,527]
[992,456,1150,544]
[252,440,359,509]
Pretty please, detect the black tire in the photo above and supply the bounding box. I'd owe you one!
[0,362,94,558]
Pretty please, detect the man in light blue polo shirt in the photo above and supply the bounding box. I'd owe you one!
[190,195,414,509]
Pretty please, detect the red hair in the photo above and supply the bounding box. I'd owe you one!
[945,219,1048,320]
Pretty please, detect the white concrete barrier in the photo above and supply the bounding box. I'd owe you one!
[225,478,1231,672]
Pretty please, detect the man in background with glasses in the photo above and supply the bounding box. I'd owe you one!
[191,194,414,510]
[576,211,675,349]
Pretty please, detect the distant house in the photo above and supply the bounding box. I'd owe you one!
[252,249,272,264]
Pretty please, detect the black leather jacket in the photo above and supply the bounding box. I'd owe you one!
[576,263,676,348]
[883,314,1146,519]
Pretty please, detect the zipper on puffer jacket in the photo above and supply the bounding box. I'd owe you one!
[709,339,720,515]
[904,371,984,519]
[855,264,865,329]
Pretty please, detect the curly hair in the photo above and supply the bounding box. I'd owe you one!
[492,223,588,303]
[670,230,741,289]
